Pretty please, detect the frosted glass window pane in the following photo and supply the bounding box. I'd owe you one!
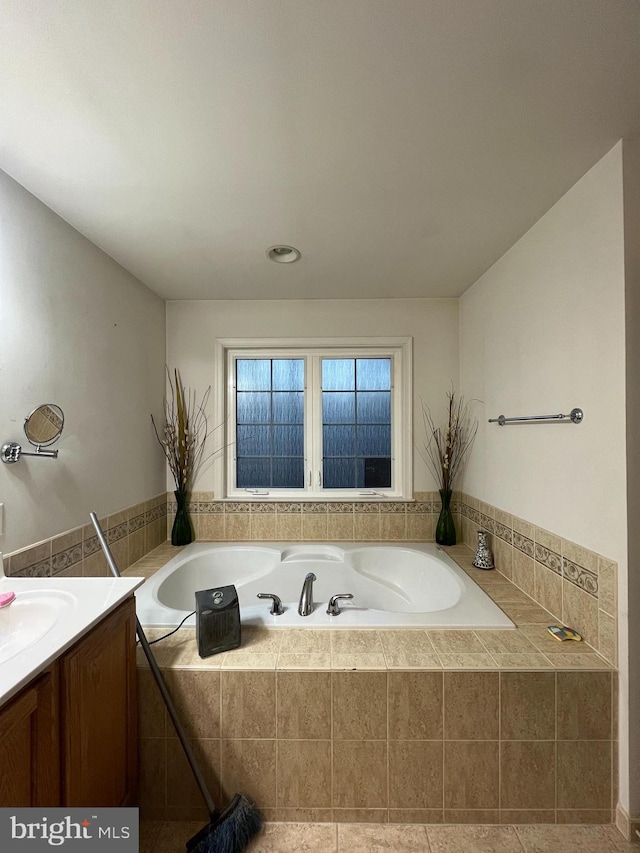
[323,425,355,457]
[272,359,304,390]
[237,458,270,488]
[356,358,391,390]
[273,425,303,456]
[357,391,390,424]
[323,458,356,488]
[236,359,271,391]
[237,425,270,456]
[322,392,355,424]
[273,457,304,488]
[273,392,303,424]
[357,425,390,457]
[237,392,270,424]
[322,359,355,391]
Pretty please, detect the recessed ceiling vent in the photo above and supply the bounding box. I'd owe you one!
[266,245,301,263]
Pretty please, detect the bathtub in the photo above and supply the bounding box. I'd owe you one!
[135,542,514,629]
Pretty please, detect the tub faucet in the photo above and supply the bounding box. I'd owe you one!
[298,572,316,616]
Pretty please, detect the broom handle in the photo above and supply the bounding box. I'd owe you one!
[89,512,217,816]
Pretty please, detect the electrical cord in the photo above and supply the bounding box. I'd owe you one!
[138,610,196,646]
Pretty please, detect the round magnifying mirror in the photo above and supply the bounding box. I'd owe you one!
[23,404,65,447]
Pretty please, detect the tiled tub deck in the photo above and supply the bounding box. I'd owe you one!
[127,543,617,827]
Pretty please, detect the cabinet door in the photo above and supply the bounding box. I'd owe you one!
[0,666,60,807]
[61,598,137,807]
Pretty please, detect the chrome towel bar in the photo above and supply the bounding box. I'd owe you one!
[488,408,583,425]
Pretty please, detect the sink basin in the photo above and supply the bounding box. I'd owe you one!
[0,590,77,665]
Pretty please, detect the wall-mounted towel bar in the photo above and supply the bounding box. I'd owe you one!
[488,407,583,426]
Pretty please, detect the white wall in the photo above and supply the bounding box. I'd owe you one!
[460,144,631,809]
[166,297,459,493]
[0,169,167,553]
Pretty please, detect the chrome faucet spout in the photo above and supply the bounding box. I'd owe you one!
[298,572,316,616]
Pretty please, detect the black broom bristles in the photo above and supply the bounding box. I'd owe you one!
[186,794,263,853]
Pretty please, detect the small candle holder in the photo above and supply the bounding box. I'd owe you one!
[472,529,495,570]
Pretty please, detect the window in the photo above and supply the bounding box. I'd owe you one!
[215,338,412,499]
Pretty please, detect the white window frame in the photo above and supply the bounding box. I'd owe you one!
[214,337,413,500]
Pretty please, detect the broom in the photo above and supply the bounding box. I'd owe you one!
[90,513,263,853]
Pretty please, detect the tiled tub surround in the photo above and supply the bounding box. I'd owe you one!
[458,494,618,667]
[4,493,167,578]
[128,544,617,826]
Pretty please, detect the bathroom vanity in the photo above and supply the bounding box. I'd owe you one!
[0,579,142,808]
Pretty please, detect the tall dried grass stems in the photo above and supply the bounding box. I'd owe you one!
[421,391,478,493]
[151,368,212,493]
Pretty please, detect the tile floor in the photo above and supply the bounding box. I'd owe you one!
[141,820,640,852]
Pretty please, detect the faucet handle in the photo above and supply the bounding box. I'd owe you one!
[257,593,284,616]
[326,593,354,616]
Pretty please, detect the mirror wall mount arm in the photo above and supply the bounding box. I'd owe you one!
[1,442,59,463]
[488,407,584,426]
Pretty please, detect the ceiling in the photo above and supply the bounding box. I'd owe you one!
[1,1,640,301]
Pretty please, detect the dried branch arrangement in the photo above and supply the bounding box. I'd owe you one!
[421,391,478,492]
[151,368,211,493]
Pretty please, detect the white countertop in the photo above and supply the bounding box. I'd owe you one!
[0,575,144,706]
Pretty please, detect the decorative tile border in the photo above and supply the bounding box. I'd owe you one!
[6,493,167,578]
[459,492,617,666]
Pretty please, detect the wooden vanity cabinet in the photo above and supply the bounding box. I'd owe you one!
[0,596,137,808]
[61,596,138,806]
[0,665,60,806]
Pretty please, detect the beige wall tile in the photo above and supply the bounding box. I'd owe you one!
[598,611,617,666]
[221,671,276,738]
[443,672,499,740]
[138,738,166,808]
[83,550,109,577]
[327,513,354,540]
[443,810,499,824]
[389,741,443,808]
[277,672,331,739]
[137,670,166,739]
[331,630,383,655]
[280,629,331,654]
[556,809,614,824]
[164,670,220,739]
[129,528,146,563]
[534,527,562,553]
[493,539,513,580]
[225,513,251,540]
[388,671,443,739]
[277,653,332,670]
[276,740,332,808]
[332,741,387,808]
[562,540,599,574]
[598,558,617,616]
[166,738,221,809]
[534,562,563,617]
[437,654,498,669]
[301,514,328,540]
[354,513,380,540]
[406,513,434,541]
[557,672,612,740]
[500,603,553,625]
[332,809,387,824]
[332,671,387,739]
[249,514,277,540]
[9,540,52,577]
[276,808,333,822]
[562,581,599,647]
[276,514,302,540]
[501,672,555,740]
[220,739,276,808]
[500,741,555,809]
[512,551,535,598]
[197,513,225,540]
[512,517,535,539]
[499,810,555,824]
[379,513,406,540]
[389,809,444,824]
[476,631,537,654]
[444,741,499,809]
[556,741,612,809]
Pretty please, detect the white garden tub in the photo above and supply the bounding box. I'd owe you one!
[135,542,514,629]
